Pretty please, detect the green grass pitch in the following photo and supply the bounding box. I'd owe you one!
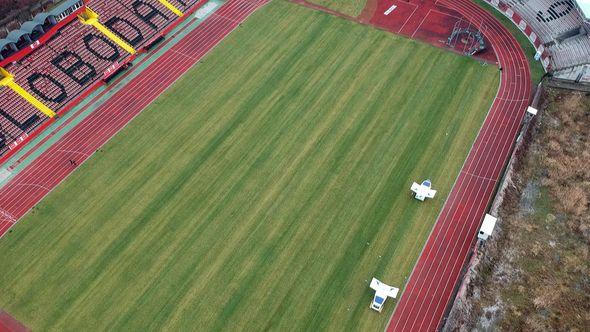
[0,1,499,330]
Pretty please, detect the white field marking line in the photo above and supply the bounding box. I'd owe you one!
[472,21,528,176]
[398,5,524,325]
[423,120,518,331]
[398,2,419,34]
[496,97,529,102]
[487,75,528,178]
[211,12,243,24]
[390,173,470,330]
[404,154,490,332]
[389,115,484,328]
[384,4,397,15]
[439,37,522,314]
[443,19,509,178]
[410,5,464,43]
[56,149,91,158]
[388,2,532,330]
[14,183,51,192]
[171,49,199,60]
[411,9,431,38]
[458,7,528,180]
[409,98,511,329]
[0,0,262,223]
[413,178,490,331]
[461,170,498,182]
[0,209,17,223]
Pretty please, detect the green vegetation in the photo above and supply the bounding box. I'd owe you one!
[307,0,367,17]
[473,0,545,83]
[0,1,499,330]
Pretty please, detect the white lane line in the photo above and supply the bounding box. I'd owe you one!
[384,4,397,15]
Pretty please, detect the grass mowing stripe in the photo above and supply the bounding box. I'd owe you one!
[298,54,460,330]
[211,43,420,328]
[108,14,386,326]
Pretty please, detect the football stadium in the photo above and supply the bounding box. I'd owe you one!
[0,0,588,330]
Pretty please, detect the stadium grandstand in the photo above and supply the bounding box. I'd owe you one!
[484,0,590,83]
[0,0,205,161]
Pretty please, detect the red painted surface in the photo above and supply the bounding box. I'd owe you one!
[381,0,532,331]
[0,311,28,332]
[0,0,269,237]
[369,0,497,63]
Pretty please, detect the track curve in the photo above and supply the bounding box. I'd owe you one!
[386,0,532,330]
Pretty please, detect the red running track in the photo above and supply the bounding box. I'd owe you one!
[387,0,532,331]
[0,310,28,332]
[0,0,269,237]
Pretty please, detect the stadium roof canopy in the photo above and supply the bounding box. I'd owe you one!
[33,12,56,25]
[6,30,30,42]
[21,21,44,34]
[579,0,590,19]
[0,39,16,52]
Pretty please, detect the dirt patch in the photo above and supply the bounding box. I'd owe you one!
[444,87,590,331]
[358,0,378,23]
